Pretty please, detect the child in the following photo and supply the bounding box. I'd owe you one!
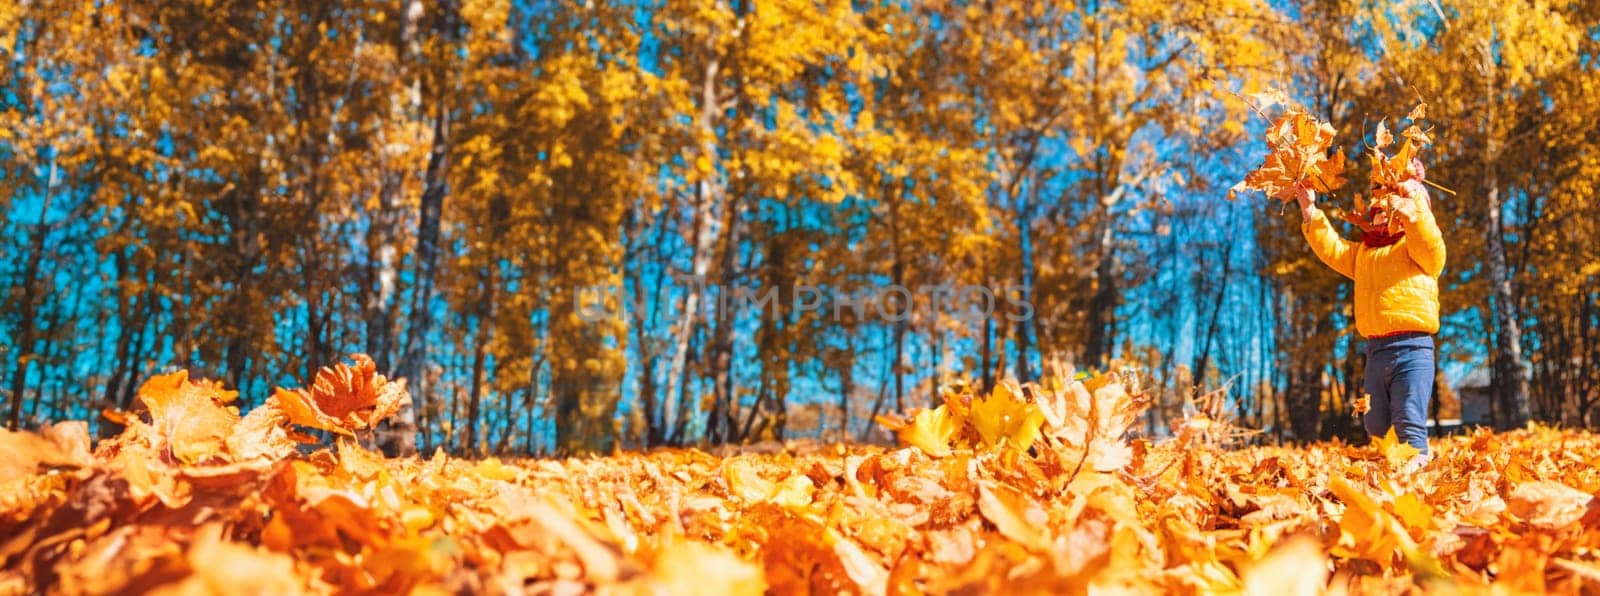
[1293,164,1445,472]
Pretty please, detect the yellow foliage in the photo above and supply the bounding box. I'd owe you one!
[970,381,1047,451]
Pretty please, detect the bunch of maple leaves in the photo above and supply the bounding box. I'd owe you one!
[1227,91,1348,204]
[1228,90,1437,232]
[4,356,1600,594]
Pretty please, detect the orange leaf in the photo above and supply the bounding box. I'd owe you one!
[1231,108,1347,203]
[976,481,1049,551]
[1353,394,1371,417]
[137,370,241,465]
[1372,427,1421,469]
[266,354,408,435]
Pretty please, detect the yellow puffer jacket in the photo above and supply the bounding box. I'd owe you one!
[1301,194,1446,338]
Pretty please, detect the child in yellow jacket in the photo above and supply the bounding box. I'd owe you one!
[1293,165,1446,471]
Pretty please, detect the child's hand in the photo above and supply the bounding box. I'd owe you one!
[1389,180,1430,228]
[1294,179,1317,220]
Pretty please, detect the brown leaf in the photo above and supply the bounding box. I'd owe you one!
[1401,124,1432,146]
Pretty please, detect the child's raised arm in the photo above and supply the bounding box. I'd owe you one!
[1296,184,1357,279]
[1396,181,1446,277]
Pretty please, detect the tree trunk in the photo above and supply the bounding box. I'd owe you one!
[379,0,448,457]
[980,310,995,391]
[1014,183,1038,382]
[705,205,740,443]
[1084,223,1118,368]
[625,216,662,446]
[890,218,906,415]
[1478,46,1531,430]
[390,109,447,456]
[1483,174,1531,429]
[665,56,725,445]
[465,265,496,454]
[1193,238,1234,389]
[8,163,55,430]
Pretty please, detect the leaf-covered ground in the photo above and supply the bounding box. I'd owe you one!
[4,357,1599,594]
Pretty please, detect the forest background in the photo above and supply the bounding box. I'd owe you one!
[3,0,1598,455]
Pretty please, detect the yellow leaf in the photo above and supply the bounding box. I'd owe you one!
[1372,427,1421,469]
[897,405,957,457]
[1391,493,1434,533]
[475,456,518,481]
[969,382,1044,451]
[1327,475,1397,561]
[771,475,815,510]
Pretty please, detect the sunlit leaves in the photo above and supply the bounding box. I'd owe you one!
[1229,106,1347,202]
[134,371,242,465]
[1371,427,1422,469]
[267,354,407,436]
[878,373,1140,459]
[877,404,959,458]
[976,481,1050,551]
[7,358,1600,593]
[970,382,1047,451]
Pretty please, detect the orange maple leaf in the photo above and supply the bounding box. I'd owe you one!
[267,354,408,435]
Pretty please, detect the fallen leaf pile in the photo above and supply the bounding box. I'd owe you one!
[5,357,1600,594]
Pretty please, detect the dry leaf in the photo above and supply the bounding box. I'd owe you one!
[970,382,1046,451]
[1509,481,1593,530]
[1353,394,1371,417]
[1374,120,1393,149]
[267,354,409,435]
[4,362,1599,594]
[137,370,242,465]
[1230,108,1347,202]
[977,481,1050,551]
[1242,534,1327,596]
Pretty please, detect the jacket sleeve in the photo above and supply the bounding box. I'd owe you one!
[1302,209,1357,279]
[1402,191,1447,277]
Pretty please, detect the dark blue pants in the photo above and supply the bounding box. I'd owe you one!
[1364,332,1434,454]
